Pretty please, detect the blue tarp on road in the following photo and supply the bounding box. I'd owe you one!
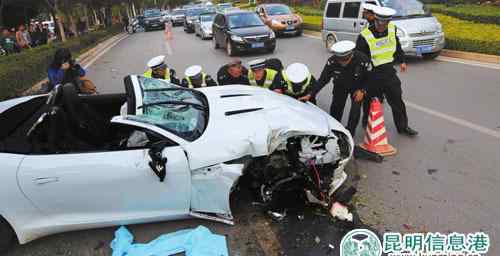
[110,225,228,256]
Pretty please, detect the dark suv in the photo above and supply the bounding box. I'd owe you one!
[212,10,276,56]
[144,9,164,31]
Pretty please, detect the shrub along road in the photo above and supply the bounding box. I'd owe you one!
[6,28,500,255]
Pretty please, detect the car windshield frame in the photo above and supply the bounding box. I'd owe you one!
[200,13,216,22]
[144,10,162,18]
[380,0,430,18]
[228,12,265,29]
[266,5,292,16]
[127,77,209,142]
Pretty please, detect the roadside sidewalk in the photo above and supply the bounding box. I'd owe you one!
[22,32,129,96]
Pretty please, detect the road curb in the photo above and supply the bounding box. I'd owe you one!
[303,29,499,64]
[22,32,129,96]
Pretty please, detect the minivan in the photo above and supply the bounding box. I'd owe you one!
[322,0,445,58]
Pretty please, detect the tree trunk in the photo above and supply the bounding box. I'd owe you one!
[83,5,90,30]
[68,14,77,37]
[132,2,137,17]
[56,15,66,42]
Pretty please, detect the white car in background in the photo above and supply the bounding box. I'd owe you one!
[195,12,216,39]
[0,76,353,251]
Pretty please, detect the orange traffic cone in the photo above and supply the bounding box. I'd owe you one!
[359,98,397,156]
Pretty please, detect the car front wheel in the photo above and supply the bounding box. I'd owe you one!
[326,34,336,51]
[0,217,15,253]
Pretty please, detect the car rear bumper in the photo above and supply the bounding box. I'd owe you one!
[145,23,165,30]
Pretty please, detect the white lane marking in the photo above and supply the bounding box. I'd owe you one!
[302,33,500,70]
[436,56,500,70]
[83,34,129,69]
[405,101,500,139]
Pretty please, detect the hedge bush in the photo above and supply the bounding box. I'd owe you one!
[434,13,500,55]
[0,25,122,101]
[428,4,500,25]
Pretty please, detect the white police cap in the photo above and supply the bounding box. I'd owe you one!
[329,40,356,56]
[248,58,267,70]
[373,6,396,21]
[362,3,377,11]
[147,55,166,69]
[285,63,310,83]
[185,65,202,77]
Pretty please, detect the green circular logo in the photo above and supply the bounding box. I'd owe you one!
[340,229,382,256]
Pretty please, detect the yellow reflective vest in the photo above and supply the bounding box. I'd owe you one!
[248,69,278,89]
[143,68,172,82]
[186,73,207,89]
[281,71,312,96]
[360,22,397,67]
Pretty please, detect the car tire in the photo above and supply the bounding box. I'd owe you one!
[296,29,303,37]
[226,40,235,56]
[0,217,15,253]
[326,34,336,51]
[423,51,441,60]
[213,35,219,49]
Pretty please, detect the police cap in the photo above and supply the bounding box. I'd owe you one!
[147,55,166,69]
[185,65,202,77]
[248,58,266,70]
[329,40,356,57]
[285,63,310,84]
[373,6,396,21]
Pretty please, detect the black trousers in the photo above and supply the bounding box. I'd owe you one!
[330,84,363,137]
[363,71,409,132]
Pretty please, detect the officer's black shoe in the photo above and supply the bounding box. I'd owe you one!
[400,127,419,137]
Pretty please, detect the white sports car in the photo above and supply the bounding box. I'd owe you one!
[0,76,353,251]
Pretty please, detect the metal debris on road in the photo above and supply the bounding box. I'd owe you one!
[268,210,287,221]
[427,169,438,175]
[314,236,321,244]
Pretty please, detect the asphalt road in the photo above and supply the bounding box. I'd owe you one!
[7,27,500,255]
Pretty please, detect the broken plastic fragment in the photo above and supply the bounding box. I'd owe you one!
[305,190,328,207]
[329,202,353,222]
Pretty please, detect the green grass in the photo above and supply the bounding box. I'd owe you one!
[428,4,500,25]
[434,13,500,55]
[293,5,323,16]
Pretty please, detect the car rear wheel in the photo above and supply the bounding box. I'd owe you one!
[0,217,15,253]
[226,40,235,56]
[326,34,336,51]
[213,35,219,49]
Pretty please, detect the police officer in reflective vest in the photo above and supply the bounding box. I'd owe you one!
[181,65,218,88]
[362,3,377,27]
[356,6,418,137]
[247,59,282,92]
[281,63,317,103]
[143,55,180,84]
[312,41,372,137]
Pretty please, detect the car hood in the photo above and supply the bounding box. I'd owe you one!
[392,16,441,34]
[231,26,270,36]
[183,85,352,169]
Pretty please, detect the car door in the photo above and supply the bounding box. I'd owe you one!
[337,0,362,41]
[324,1,343,39]
[17,122,191,225]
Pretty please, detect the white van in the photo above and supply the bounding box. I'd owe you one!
[321,0,445,58]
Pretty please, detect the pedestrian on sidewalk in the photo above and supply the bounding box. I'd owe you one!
[1,28,19,54]
[16,24,31,49]
[356,6,418,137]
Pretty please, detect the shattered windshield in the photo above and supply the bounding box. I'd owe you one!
[127,77,209,142]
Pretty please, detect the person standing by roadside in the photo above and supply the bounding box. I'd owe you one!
[217,59,250,85]
[29,23,41,47]
[356,6,418,137]
[16,24,31,49]
[40,24,49,45]
[1,28,19,54]
[48,48,86,91]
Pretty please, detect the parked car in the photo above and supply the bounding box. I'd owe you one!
[255,4,303,36]
[195,12,216,39]
[212,10,276,56]
[184,7,206,33]
[322,0,445,58]
[170,9,186,26]
[161,10,171,23]
[144,9,165,31]
[0,76,353,252]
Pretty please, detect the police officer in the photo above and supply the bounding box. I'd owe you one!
[143,55,179,84]
[362,3,377,27]
[311,41,372,137]
[356,6,418,137]
[247,59,283,92]
[281,63,317,103]
[181,65,218,88]
[217,59,250,85]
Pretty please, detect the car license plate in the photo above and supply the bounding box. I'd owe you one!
[252,42,265,48]
[287,25,294,30]
[416,45,433,54]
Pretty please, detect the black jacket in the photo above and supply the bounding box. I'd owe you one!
[217,65,250,85]
[356,25,406,73]
[314,51,372,95]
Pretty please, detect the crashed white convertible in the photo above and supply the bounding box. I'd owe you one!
[0,76,353,250]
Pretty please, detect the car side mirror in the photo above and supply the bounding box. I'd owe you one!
[148,141,169,182]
